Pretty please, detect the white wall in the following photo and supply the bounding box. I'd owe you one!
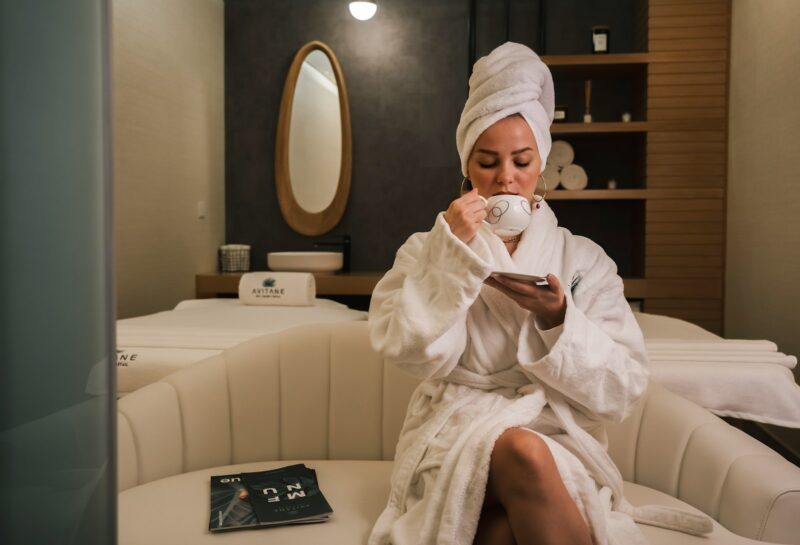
[112,0,224,318]
[727,0,800,369]
[727,0,800,456]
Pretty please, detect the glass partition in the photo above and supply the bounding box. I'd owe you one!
[0,1,115,544]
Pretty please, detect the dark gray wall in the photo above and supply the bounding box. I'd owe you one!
[226,0,470,271]
[225,0,637,272]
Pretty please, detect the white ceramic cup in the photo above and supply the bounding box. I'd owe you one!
[478,194,532,237]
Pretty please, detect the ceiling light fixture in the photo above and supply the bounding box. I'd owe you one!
[349,1,377,21]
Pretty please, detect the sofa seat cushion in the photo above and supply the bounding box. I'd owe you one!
[119,460,763,545]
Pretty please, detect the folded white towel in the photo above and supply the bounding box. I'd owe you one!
[456,42,554,176]
[645,338,779,352]
[648,352,797,369]
[651,361,800,428]
[238,272,315,306]
[644,338,797,369]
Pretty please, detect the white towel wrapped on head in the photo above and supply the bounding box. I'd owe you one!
[238,272,315,306]
[456,41,555,176]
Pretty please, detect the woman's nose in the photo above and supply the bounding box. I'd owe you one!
[496,163,514,185]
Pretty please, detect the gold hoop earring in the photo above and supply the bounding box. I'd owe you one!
[533,175,547,209]
[460,177,473,195]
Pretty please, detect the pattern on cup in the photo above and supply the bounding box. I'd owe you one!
[486,201,510,224]
[486,198,532,225]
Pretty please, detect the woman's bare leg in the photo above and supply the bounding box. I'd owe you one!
[487,428,593,545]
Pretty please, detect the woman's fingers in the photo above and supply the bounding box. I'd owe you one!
[545,273,562,294]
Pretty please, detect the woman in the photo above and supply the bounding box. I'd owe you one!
[367,42,711,545]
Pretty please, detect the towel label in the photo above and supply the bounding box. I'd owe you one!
[116,349,138,366]
[251,277,286,299]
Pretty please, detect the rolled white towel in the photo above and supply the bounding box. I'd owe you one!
[238,272,315,306]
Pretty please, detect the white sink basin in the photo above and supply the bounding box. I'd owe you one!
[267,251,343,272]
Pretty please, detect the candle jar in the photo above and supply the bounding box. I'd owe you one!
[592,25,610,54]
[554,105,568,123]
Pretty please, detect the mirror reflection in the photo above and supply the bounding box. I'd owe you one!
[289,50,342,214]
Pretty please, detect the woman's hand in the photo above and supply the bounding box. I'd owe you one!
[485,273,567,329]
[444,188,487,244]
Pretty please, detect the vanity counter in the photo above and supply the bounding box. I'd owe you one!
[195,272,384,299]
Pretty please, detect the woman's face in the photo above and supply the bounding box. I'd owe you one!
[467,115,542,202]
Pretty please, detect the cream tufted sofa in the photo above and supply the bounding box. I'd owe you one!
[118,321,800,545]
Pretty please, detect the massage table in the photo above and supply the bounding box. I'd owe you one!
[634,311,800,429]
[115,298,367,395]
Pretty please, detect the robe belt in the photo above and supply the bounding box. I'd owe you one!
[442,365,534,392]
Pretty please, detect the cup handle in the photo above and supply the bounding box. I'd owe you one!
[478,196,490,225]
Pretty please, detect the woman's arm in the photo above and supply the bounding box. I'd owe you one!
[517,251,650,422]
[368,214,493,380]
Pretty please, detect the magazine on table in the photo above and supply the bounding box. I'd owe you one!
[209,463,333,532]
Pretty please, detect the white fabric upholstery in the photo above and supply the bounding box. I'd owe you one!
[118,321,800,544]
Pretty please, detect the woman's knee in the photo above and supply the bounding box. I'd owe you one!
[489,428,559,499]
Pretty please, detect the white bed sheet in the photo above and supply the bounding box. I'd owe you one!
[634,311,800,428]
[116,298,367,395]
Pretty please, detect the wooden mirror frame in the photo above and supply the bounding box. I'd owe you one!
[275,40,352,236]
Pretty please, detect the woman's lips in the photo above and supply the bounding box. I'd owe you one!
[494,191,519,196]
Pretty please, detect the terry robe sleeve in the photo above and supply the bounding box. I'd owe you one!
[368,214,493,380]
[518,243,650,423]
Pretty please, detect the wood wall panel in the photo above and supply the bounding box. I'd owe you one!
[649,38,729,52]
[645,0,729,333]
[649,96,726,109]
[646,266,722,278]
[649,61,726,74]
[648,153,726,165]
[650,15,729,28]
[649,84,726,97]
[650,72,727,85]
[649,27,728,40]
[646,244,723,256]
[647,210,724,222]
[646,176,724,188]
[650,3,728,17]
[648,141,726,153]
[647,163,725,176]
[646,233,724,245]
[647,254,724,267]
[647,199,723,211]
[648,131,725,142]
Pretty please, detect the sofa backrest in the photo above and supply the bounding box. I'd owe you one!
[118,321,800,543]
[118,321,416,490]
[116,320,666,490]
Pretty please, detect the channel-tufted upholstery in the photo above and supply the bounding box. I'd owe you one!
[118,321,800,544]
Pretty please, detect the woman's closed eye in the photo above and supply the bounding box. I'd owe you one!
[478,161,531,169]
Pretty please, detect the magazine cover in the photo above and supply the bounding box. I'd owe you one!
[208,472,259,532]
[242,465,333,526]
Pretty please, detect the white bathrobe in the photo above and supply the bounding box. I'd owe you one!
[367,202,712,545]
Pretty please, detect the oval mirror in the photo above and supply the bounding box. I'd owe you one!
[275,41,352,236]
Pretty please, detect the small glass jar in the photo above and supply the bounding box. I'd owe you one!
[592,25,610,54]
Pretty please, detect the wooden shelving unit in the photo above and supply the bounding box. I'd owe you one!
[540,0,731,334]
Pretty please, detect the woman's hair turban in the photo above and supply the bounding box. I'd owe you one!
[456,42,555,177]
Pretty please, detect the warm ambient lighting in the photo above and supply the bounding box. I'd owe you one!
[349,1,377,21]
